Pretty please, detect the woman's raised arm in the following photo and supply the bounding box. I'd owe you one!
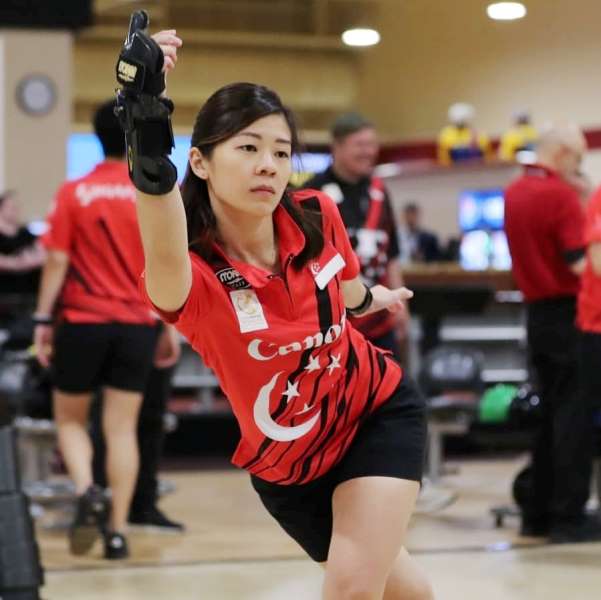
[115,12,190,311]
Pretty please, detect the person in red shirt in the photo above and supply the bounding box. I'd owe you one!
[114,20,432,600]
[33,101,160,559]
[505,124,601,543]
[577,184,601,458]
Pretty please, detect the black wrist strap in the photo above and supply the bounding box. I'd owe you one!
[347,285,373,316]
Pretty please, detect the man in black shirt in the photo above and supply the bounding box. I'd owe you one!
[0,190,45,316]
[0,191,45,274]
[304,113,406,359]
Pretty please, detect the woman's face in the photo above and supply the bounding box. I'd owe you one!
[190,114,293,219]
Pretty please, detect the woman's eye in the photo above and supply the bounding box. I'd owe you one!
[276,151,290,159]
[240,145,257,152]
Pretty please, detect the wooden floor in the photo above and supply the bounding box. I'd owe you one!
[36,456,601,599]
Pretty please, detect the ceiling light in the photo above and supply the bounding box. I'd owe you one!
[341,28,381,47]
[487,2,527,21]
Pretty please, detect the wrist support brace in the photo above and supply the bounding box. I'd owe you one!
[114,11,177,195]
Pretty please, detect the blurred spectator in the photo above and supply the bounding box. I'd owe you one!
[303,112,407,360]
[398,203,441,264]
[576,183,601,476]
[504,123,601,543]
[33,99,160,559]
[499,110,539,162]
[437,102,492,166]
[0,190,45,273]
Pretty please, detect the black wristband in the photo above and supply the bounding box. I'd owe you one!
[347,285,373,316]
[32,315,53,326]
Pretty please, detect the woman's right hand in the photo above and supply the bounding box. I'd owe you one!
[152,30,182,75]
[34,324,53,368]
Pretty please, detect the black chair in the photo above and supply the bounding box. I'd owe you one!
[418,345,485,483]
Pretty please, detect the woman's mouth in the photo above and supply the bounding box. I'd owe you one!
[250,185,276,194]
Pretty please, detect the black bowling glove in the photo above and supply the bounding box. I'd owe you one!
[115,10,165,98]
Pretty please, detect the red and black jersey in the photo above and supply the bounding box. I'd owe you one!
[42,161,154,325]
[303,168,400,340]
[504,165,584,303]
[143,190,402,484]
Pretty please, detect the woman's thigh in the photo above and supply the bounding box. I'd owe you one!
[328,475,419,577]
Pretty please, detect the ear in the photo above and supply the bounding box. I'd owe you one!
[189,147,210,180]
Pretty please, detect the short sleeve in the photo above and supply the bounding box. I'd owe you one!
[554,185,585,252]
[317,192,361,280]
[139,253,215,330]
[41,184,76,253]
[585,189,601,245]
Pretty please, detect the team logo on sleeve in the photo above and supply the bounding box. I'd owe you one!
[216,267,251,290]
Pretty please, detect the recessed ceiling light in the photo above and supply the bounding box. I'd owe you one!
[341,28,381,47]
[487,2,527,21]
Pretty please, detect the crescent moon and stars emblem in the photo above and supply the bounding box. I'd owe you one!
[253,354,342,442]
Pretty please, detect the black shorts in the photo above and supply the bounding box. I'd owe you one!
[52,322,159,393]
[251,378,426,562]
[579,331,601,410]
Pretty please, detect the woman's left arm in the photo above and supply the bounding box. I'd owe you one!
[341,277,413,317]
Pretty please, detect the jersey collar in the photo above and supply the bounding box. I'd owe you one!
[210,200,306,289]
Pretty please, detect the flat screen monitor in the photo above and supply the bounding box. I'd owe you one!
[490,230,512,270]
[67,133,331,183]
[459,229,511,271]
[459,230,491,271]
[458,188,505,232]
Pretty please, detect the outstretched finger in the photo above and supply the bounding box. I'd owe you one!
[152,32,182,46]
[395,287,414,301]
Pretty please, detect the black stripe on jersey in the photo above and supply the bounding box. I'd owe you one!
[68,255,109,297]
[67,264,94,294]
[330,345,362,467]
[303,196,335,335]
[331,343,379,464]
[307,347,356,478]
[97,217,137,285]
[294,378,348,484]
[360,347,389,424]
[242,438,272,472]
[280,388,334,485]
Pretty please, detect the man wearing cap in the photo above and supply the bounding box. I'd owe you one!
[304,113,407,360]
